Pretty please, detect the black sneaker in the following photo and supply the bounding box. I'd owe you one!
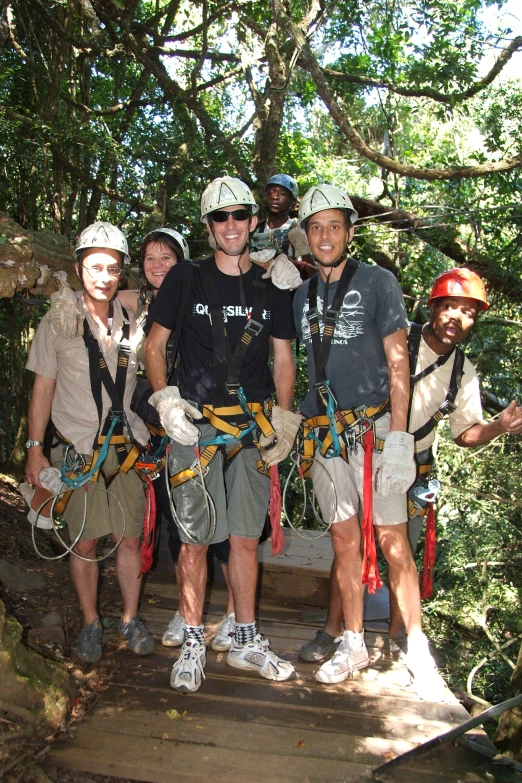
[75,618,103,663]
[118,616,154,655]
[299,629,342,662]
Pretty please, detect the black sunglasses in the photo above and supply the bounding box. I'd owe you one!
[210,208,251,223]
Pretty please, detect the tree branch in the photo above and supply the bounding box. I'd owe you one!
[271,1,522,181]
[324,36,522,104]
[154,47,240,62]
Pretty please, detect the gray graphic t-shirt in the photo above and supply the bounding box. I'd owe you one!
[293,262,408,416]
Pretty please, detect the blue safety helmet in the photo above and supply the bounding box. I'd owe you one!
[265,174,299,201]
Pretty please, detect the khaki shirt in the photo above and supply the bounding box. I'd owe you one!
[26,296,149,456]
[409,335,484,453]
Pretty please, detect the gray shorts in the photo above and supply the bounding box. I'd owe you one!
[167,423,270,545]
[51,444,145,541]
[311,413,408,527]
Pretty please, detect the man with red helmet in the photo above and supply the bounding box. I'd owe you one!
[301,267,522,675]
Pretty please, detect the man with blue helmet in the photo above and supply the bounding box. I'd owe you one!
[251,174,310,262]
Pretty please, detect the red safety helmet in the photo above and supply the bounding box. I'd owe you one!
[428,268,489,312]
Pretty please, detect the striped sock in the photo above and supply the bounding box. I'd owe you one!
[233,621,257,648]
[185,625,205,645]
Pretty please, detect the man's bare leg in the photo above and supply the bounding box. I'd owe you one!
[228,535,257,623]
[376,524,423,642]
[324,559,344,637]
[220,563,235,616]
[330,515,365,632]
[115,536,143,623]
[70,539,99,625]
[178,542,208,626]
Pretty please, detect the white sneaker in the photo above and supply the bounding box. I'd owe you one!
[170,640,206,693]
[316,631,369,684]
[227,634,295,682]
[407,636,446,703]
[211,612,235,652]
[162,610,186,647]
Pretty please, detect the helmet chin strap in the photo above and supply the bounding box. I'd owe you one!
[312,251,347,269]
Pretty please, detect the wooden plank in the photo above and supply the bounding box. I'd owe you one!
[46,726,376,783]
[99,680,463,743]
[106,660,463,728]
[69,706,418,766]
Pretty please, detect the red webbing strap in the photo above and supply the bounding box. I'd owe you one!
[138,475,156,577]
[269,465,284,555]
[420,504,436,599]
[361,428,383,594]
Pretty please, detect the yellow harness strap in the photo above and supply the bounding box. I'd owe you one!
[300,400,389,478]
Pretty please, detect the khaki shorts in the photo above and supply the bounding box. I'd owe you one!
[51,444,145,541]
[167,423,270,545]
[311,413,408,527]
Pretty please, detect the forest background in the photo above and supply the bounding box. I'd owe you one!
[0,0,522,749]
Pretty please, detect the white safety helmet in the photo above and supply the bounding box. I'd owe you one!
[141,228,190,261]
[200,176,259,223]
[75,221,130,265]
[299,185,358,227]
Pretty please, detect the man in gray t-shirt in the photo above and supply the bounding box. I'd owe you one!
[293,184,445,703]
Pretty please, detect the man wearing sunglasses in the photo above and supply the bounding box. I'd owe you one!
[146,176,301,693]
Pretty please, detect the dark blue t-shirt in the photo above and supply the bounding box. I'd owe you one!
[149,257,295,405]
[293,262,408,416]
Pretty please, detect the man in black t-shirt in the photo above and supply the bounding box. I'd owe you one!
[146,176,301,693]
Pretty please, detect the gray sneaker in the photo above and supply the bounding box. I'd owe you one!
[118,616,155,655]
[299,630,342,662]
[75,618,103,663]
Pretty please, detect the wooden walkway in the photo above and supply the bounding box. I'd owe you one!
[46,532,509,783]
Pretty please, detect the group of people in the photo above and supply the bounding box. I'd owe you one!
[24,172,522,704]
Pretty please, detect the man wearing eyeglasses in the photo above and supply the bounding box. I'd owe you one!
[25,222,153,665]
[146,176,300,693]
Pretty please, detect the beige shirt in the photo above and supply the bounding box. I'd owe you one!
[27,296,149,456]
[409,334,484,453]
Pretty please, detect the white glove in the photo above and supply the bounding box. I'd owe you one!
[149,386,203,446]
[374,431,416,496]
[250,250,302,291]
[258,406,302,467]
[39,467,65,495]
[288,225,310,258]
[44,287,83,338]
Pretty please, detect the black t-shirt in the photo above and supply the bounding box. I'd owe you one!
[148,257,296,405]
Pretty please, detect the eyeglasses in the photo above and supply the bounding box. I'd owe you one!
[82,265,122,279]
[210,209,251,223]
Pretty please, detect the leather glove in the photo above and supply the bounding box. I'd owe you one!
[288,225,310,258]
[39,467,64,495]
[44,287,83,338]
[258,406,302,467]
[149,386,203,446]
[250,250,302,291]
[374,431,416,496]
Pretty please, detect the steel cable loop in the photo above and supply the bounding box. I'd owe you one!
[30,483,126,562]
[164,440,216,546]
[282,451,337,540]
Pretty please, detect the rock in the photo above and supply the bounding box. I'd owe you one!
[39,610,64,628]
[0,600,72,730]
[0,558,46,592]
[27,624,66,661]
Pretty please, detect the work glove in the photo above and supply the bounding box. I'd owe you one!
[44,287,83,338]
[250,250,302,291]
[149,386,202,446]
[258,406,302,467]
[374,431,416,496]
[288,225,311,258]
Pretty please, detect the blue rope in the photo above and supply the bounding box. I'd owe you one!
[304,381,342,459]
[60,416,119,488]
[199,387,258,447]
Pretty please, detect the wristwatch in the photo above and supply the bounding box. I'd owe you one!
[25,440,44,448]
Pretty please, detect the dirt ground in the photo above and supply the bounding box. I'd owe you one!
[0,476,144,783]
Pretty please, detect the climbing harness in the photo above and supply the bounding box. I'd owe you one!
[164,260,278,546]
[407,322,466,597]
